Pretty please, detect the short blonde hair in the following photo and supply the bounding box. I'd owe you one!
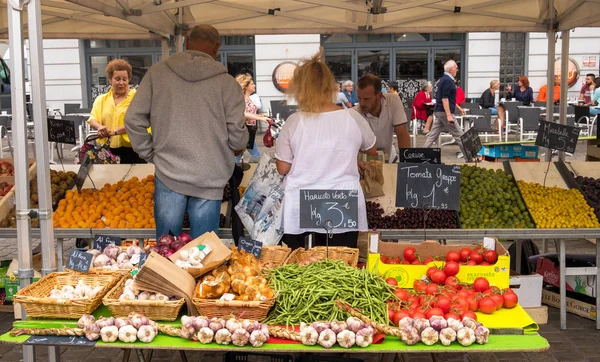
[106,59,132,81]
[235,73,253,93]
[490,80,500,89]
[287,48,335,113]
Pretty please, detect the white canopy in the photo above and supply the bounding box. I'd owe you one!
[1,0,600,39]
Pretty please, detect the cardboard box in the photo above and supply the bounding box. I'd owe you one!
[523,306,548,325]
[510,273,543,307]
[587,138,600,160]
[542,288,597,321]
[367,239,510,288]
[536,257,596,298]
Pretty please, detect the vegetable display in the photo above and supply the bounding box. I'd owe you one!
[380,245,498,266]
[150,232,192,259]
[77,313,158,343]
[85,244,144,270]
[119,278,178,301]
[48,280,103,300]
[263,259,395,326]
[366,202,459,229]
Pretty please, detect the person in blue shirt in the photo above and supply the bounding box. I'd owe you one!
[342,80,358,105]
[423,60,472,161]
[505,75,534,106]
[590,77,600,117]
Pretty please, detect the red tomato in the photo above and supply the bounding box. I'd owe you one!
[423,256,434,265]
[446,250,461,263]
[392,311,410,326]
[403,247,417,262]
[425,307,444,319]
[467,297,479,312]
[491,294,504,309]
[457,290,470,299]
[402,259,411,265]
[481,262,490,266]
[453,297,469,312]
[489,286,500,292]
[381,256,389,264]
[461,310,478,321]
[413,280,427,293]
[426,267,437,280]
[420,294,434,308]
[483,250,498,264]
[387,307,395,321]
[394,288,410,301]
[431,270,447,284]
[459,248,472,262]
[435,297,452,314]
[443,261,460,277]
[469,251,484,264]
[411,260,422,265]
[408,296,420,306]
[503,291,519,309]
[473,277,490,292]
[478,297,497,314]
[386,277,398,287]
[425,284,439,295]
[445,312,461,321]
[444,276,460,289]
[466,260,477,266]
[412,311,427,319]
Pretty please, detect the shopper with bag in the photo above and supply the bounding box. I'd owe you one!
[275,49,377,250]
[235,74,271,163]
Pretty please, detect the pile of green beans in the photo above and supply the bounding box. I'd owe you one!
[263,259,395,326]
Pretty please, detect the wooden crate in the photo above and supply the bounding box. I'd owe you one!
[524,306,548,325]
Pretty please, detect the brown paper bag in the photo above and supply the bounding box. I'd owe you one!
[169,231,233,278]
[360,160,385,198]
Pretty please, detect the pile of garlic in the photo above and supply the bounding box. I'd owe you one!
[77,313,157,343]
[48,280,104,300]
[298,317,375,349]
[119,278,179,302]
[178,315,269,348]
[173,245,211,269]
[86,244,144,270]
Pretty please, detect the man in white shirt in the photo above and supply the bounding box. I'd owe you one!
[355,74,411,159]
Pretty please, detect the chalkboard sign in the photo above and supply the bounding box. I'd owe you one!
[535,120,580,153]
[399,148,441,164]
[25,335,96,346]
[47,118,76,145]
[93,235,121,251]
[66,249,93,273]
[137,253,148,269]
[460,126,483,161]
[238,238,263,258]
[396,164,461,210]
[299,190,359,229]
[73,157,92,192]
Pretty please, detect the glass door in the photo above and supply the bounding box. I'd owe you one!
[434,49,462,84]
[357,49,390,81]
[325,50,352,83]
[225,52,254,77]
[396,49,428,100]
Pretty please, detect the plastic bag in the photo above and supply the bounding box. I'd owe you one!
[263,124,274,148]
[234,153,284,245]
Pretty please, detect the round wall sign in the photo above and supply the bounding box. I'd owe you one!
[272,62,297,93]
[554,57,580,88]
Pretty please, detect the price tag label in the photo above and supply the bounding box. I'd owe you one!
[66,249,93,273]
[47,118,76,145]
[395,164,461,210]
[72,157,92,192]
[93,235,121,251]
[238,238,263,258]
[460,126,483,161]
[299,190,359,229]
[399,148,441,164]
[535,120,580,153]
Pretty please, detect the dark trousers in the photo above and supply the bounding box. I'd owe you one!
[110,147,146,164]
[281,231,359,250]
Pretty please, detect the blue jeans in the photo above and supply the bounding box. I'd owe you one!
[154,176,221,239]
[590,107,600,116]
[490,107,498,115]
[235,141,260,163]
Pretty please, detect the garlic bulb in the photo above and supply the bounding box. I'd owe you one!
[226,318,242,333]
[299,324,318,346]
[420,327,439,346]
[116,253,130,264]
[193,316,209,331]
[232,329,250,347]
[461,317,478,330]
[137,292,150,301]
[127,245,143,258]
[84,323,100,341]
[114,317,129,329]
[242,320,261,334]
[93,254,111,268]
[180,325,196,340]
[317,329,336,349]
[96,317,115,329]
[439,327,457,346]
[355,327,374,348]
[249,329,269,348]
[118,325,138,343]
[399,316,414,329]
[119,290,135,301]
[456,327,476,347]
[474,325,490,345]
[336,330,356,349]
[446,318,464,332]
[77,315,95,329]
[137,325,156,343]
[346,317,363,333]
[86,249,101,257]
[310,322,331,334]
[330,321,347,334]
[100,326,118,343]
[215,328,232,345]
[197,327,214,344]
[400,326,419,346]
[209,318,225,332]
[104,244,120,260]
[429,316,448,332]
[412,317,430,334]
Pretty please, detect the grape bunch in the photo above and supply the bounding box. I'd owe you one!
[574,176,600,219]
[366,201,458,229]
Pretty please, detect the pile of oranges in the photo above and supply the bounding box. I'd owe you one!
[53,176,155,229]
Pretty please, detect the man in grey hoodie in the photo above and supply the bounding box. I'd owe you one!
[125,25,248,239]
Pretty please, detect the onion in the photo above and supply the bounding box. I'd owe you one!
[158,234,175,247]
[170,239,187,252]
[178,232,192,244]
[164,250,175,258]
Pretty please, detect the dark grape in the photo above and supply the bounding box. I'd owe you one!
[575,176,600,219]
[366,201,458,229]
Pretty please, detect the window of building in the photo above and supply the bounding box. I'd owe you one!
[358,50,390,80]
[325,50,352,82]
[500,33,526,87]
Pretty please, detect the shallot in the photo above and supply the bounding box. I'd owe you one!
[456,327,476,347]
[215,328,232,345]
[420,327,439,346]
[317,329,336,349]
[232,328,250,347]
[439,327,457,346]
[336,330,356,349]
[100,326,118,343]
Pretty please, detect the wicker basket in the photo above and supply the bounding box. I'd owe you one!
[258,246,291,269]
[102,276,185,321]
[192,282,275,321]
[14,271,120,319]
[283,246,359,267]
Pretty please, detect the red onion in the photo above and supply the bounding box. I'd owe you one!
[170,239,187,252]
[178,232,192,244]
[157,234,175,246]
[163,250,175,258]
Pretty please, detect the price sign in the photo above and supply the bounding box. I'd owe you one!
[137,253,148,269]
[460,126,483,161]
[237,238,263,258]
[47,118,76,145]
[395,164,461,210]
[25,336,96,346]
[66,249,93,273]
[299,190,359,229]
[535,120,580,153]
[399,148,441,164]
[72,157,92,192]
[93,235,121,251]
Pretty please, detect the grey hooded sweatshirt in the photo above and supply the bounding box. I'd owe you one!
[125,50,248,200]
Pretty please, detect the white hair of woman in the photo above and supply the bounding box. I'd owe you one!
[444,60,457,72]
[343,80,354,87]
[421,81,432,91]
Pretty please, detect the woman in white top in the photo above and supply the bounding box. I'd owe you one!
[275,50,377,250]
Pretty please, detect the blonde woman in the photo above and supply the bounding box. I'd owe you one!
[479,80,506,130]
[235,74,270,163]
[275,49,377,250]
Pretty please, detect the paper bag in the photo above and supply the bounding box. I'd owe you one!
[169,232,232,278]
[360,160,385,198]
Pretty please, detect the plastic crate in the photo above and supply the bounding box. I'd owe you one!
[519,145,539,159]
[298,356,364,362]
[223,352,294,362]
[479,144,522,158]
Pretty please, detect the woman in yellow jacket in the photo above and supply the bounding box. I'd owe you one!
[88,59,145,164]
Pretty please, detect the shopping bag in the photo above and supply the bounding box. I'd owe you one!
[360,160,385,198]
[234,153,285,245]
[75,135,120,165]
[263,124,274,148]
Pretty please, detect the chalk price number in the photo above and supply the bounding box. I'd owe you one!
[396,164,461,211]
[535,120,580,154]
[66,249,93,273]
[299,190,359,229]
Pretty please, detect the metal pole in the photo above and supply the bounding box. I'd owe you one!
[545,0,555,162]
[8,1,36,361]
[161,37,170,60]
[596,238,599,329]
[559,238,567,329]
[558,30,569,162]
[175,1,183,53]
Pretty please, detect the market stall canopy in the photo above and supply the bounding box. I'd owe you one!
[1,0,600,39]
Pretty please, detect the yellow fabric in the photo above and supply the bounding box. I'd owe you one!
[88,88,136,148]
[476,305,539,334]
